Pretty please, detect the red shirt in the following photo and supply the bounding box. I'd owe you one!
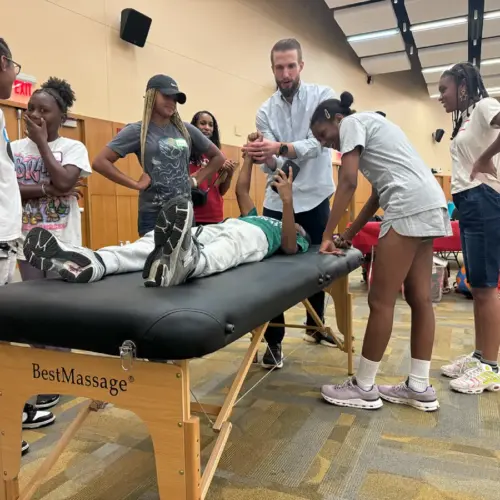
[189,155,224,223]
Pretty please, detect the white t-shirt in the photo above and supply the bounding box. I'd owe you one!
[11,137,91,253]
[0,109,22,242]
[450,98,500,194]
[339,112,447,220]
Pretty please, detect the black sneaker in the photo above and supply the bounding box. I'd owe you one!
[35,394,60,409]
[22,440,30,456]
[262,343,284,369]
[304,330,340,348]
[22,404,56,429]
[143,197,199,287]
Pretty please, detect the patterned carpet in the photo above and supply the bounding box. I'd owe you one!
[20,271,499,500]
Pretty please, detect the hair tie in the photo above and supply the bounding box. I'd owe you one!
[324,109,331,119]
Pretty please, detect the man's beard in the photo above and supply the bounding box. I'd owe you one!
[277,78,300,98]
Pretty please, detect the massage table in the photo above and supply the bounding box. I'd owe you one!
[0,247,362,500]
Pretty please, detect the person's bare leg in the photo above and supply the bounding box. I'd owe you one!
[471,288,500,364]
[360,229,420,362]
[473,298,484,355]
[404,240,435,362]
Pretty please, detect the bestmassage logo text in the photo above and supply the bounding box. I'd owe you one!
[32,363,130,396]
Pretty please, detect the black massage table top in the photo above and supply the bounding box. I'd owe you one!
[0,247,362,360]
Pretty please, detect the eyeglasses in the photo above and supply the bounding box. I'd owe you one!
[6,57,21,76]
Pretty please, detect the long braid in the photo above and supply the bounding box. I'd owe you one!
[171,110,191,147]
[444,62,489,139]
[140,89,157,167]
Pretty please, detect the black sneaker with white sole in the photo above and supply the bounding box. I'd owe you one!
[35,394,60,410]
[262,343,284,369]
[304,329,341,348]
[22,404,56,429]
[23,227,106,283]
[22,440,30,456]
[143,196,199,287]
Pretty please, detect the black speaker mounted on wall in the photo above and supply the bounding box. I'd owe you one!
[120,8,152,48]
[432,128,445,143]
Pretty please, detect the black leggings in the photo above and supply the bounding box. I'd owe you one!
[263,197,331,345]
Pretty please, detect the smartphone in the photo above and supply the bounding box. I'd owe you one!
[271,160,301,193]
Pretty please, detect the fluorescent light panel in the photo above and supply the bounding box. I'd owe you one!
[422,57,500,76]
[430,86,500,98]
[411,16,468,33]
[347,28,399,43]
[484,10,500,20]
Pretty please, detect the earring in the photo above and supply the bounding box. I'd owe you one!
[459,88,468,102]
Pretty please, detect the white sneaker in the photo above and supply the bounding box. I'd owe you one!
[441,353,478,379]
[449,361,500,394]
[23,227,105,283]
[143,197,199,287]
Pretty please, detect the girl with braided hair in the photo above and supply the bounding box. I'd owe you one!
[438,62,500,394]
[93,75,224,236]
[13,76,91,283]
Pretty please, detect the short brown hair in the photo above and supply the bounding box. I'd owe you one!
[270,38,302,65]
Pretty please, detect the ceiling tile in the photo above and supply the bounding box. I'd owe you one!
[481,37,500,60]
[360,52,411,75]
[479,61,500,76]
[483,74,500,87]
[485,0,500,12]
[324,0,367,8]
[422,70,445,84]
[406,0,468,24]
[483,17,500,38]
[418,42,468,67]
[412,23,468,48]
[334,0,398,36]
[427,83,439,97]
[349,33,406,58]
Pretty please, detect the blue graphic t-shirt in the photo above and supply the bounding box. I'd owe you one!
[11,137,91,249]
[239,207,309,257]
[107,121,212,214]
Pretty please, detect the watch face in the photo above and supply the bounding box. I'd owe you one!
[280,144,288,155]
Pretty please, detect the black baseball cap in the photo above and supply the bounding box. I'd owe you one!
[146,74,187,104]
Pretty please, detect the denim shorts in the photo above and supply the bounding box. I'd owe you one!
[453,184,500,288]
[138,209,160,237]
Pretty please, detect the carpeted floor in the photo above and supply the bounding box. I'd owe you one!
[20,272,499,500]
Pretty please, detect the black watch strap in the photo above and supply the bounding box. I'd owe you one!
[279,143,288,156]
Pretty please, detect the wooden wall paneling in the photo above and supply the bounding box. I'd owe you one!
[82,118,116,248]
[0,105,21,141]
[89,195,119,249]
[116,196,139,244]
[60,120,83,142]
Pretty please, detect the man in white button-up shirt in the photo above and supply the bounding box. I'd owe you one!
[243,38,337,369]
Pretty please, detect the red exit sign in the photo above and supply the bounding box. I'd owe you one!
[13,79,33,97]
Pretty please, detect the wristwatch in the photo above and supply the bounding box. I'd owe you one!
[278,143,288,156]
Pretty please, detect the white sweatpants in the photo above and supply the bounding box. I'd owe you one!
[96,219,269,278]
[0,241,19,286]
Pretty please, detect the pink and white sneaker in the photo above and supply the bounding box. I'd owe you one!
[441,354,478,379]
[449,362,500,394]
[321,378,383,410]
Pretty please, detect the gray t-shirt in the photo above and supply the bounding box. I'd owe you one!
[108,121,212,213]
[339,112,446,220]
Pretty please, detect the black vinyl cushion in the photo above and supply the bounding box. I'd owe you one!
[0,247,362,360]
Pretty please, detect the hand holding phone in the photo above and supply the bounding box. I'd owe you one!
[271,160,300,193]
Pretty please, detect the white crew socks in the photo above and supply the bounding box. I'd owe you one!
[408,358,431,392]
[356,356,380,391]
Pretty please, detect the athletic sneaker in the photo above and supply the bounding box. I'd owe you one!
[22,440,30,456]
[262,343,283,369]
[304,329,345,348]
[35,394,60,409]
[23,227,106,283]
[321,378,383,409]
[449,362,500,394]
[22,404,56,429]
[378,381,440,412]
[441,353,478,379]
[143,197,199,287]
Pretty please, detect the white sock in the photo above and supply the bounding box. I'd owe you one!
[408,358,431,392]
[356,356,380,391]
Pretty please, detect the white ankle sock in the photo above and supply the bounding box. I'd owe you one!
[408,358,431,392]
[356,356,380,391]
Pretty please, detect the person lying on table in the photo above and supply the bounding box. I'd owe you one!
[22,132,311,294]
